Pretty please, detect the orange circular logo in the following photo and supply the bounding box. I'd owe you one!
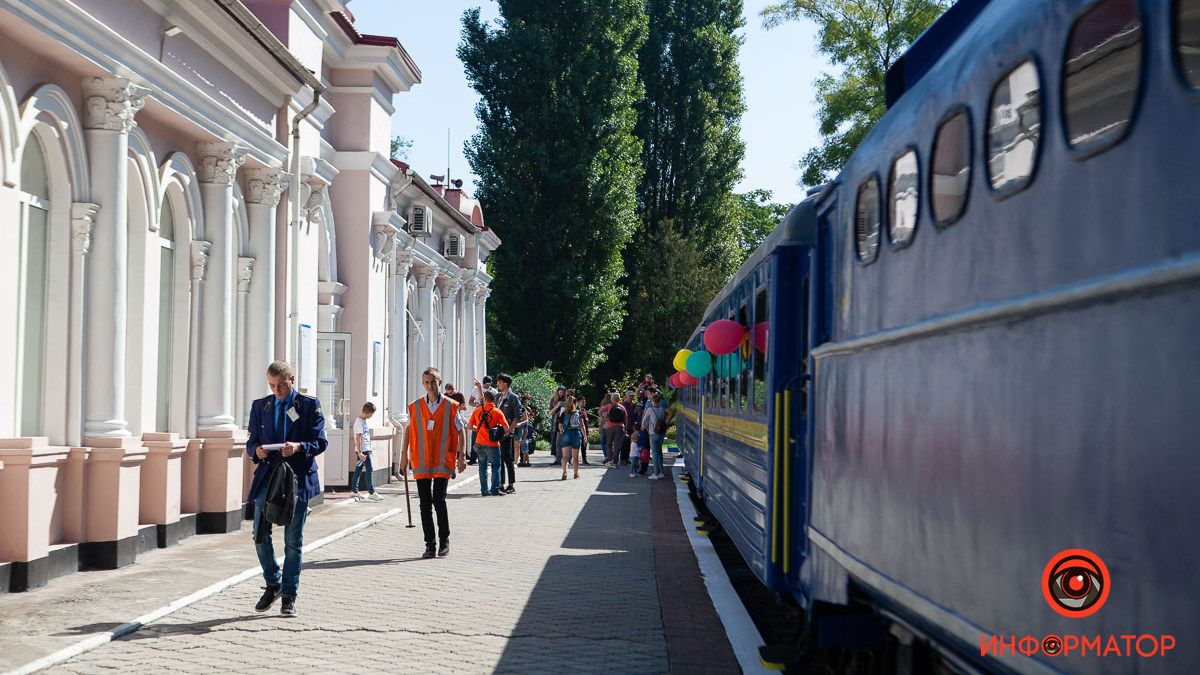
[1042,549,1110,618]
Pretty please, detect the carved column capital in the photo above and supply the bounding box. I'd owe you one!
[475,286,491,303]
[196,142,246,185]
[190,240,212,282]
[436,272,462,299]
[82,77,148,132]
[243,167,289,206]
[237,256,255,293]
[413,262,435,288]
[392,248,414,278]
[70,202,100,254]
[304,176,327,212]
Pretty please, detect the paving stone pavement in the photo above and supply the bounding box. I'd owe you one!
[44,460,687,674]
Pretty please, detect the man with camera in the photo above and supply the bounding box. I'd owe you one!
[469,389,510,496]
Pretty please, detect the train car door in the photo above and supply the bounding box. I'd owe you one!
[767,247,812,591]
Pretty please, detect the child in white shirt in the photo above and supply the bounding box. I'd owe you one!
[352,402,381,501]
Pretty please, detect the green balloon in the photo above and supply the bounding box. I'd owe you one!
[685,350,713,378]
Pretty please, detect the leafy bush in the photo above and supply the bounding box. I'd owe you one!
[512,367,558,442]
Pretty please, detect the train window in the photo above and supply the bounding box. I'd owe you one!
[1177,0,1200,89]
[753,288,768,414]
[930,109,971,225]
[888,149,919,247]
[1063,0,1143,152]
[854,176,881,263]
[987,60,1042,195]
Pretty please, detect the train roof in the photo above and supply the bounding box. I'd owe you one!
[884,0,993,107]
[698,196,818,325]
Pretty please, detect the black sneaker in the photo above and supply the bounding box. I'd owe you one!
[422,544,437,559]
[255,585,281,612]
[503,485,516,494]
[438,541,450,557]
[280,596,296,617]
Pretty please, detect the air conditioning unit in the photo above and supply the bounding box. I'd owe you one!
[443,234,465,259]
[408,204,430,236]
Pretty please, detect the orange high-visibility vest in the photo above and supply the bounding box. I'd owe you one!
[407,396,461,480]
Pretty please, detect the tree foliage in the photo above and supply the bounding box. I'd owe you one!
[459,1,647,385]
[390,135,413,161]
[511,367,558,440]
[733,189,793,255]
[762,0,950,186]
[600,0,747,388]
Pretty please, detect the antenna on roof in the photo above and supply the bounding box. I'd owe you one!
[446,127,451,189]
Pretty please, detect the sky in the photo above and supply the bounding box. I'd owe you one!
[347,0,826,206]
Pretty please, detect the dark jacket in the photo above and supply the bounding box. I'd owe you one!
[246,392,328,502]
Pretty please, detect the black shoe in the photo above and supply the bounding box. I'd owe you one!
[280,596,296,617]
[503,485,515,494]
[255,585,281,612]
[582,461,591,465]
[467,460,477,465]
[438,541,449,557]
[422,544,436,559]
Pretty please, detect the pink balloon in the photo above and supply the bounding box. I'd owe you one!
[704,319,747,355]
[668,373,680,387]
[679,372,699,386]
[753,322,769,354]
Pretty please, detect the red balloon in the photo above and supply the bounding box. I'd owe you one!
[668,373,680,387]
[679,372,699,386]
[704,319,747,355]
[753,321,769,354]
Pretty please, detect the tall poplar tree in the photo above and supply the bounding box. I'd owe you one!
[604,0,747,385]
[459,1,647,384]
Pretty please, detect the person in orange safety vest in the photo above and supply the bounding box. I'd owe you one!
[399,366,465,559]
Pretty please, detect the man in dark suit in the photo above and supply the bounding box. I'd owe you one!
[245,360,327,617]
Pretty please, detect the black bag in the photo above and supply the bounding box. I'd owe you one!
[258,458,296,543]
[607,404,626,424]
[653,409,668,435]
[484,409,505,443]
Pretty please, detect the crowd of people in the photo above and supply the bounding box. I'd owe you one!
[245,361,678,617]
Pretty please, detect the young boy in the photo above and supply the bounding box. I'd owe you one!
[629,420,643,477]
[352,402,382,501]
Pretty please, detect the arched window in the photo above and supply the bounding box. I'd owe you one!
[17,136,49,436]
[156,200,176,432]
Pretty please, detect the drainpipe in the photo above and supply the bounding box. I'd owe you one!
[288,93,321,361]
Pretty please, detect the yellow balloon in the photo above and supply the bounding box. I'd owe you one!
[673,349,693,372]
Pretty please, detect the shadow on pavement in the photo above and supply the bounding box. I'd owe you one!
[493,468,668,673]
[61,614,274,640]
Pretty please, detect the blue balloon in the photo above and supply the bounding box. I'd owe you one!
[685,350,713,378]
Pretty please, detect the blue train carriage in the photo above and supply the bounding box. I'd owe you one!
[798,0,1200,671]
[678,200,819,595]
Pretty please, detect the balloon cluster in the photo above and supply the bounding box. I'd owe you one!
[669,320,768,388]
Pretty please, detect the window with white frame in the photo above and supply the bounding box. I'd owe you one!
[17,136,49,437]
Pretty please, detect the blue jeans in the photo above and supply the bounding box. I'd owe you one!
[476,444,501,495]
[352,453,374,493]
[253,485,309,598]
[650,433,664,475]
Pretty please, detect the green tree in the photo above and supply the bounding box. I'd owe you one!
[601,0,747,388]
[734,189,793,256]
[511,367,558,442]
[459,1,647,385]
[390,135,413,161]
[762,0,950,186]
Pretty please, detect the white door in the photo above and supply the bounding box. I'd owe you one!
[317,333,352,487]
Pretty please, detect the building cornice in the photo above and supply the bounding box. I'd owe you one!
[326,11,421,92]
[4,0,289,167]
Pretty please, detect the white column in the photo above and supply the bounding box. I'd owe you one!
[186,241,211,438]
[413,263,437,376]
[243,168,286,397]
[195,142,245,432]
[81,77,147,440]
[461,280,479,395]
[68,203,99,447]
[436,272,461,386]
[235,257,254,426]
[388,249,413,421]
[475,286,491,379]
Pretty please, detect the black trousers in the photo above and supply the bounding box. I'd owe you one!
[621,434,632,464]
[499,436,516,486]
[416,477,449,546]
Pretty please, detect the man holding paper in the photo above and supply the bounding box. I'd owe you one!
[245,360,328,617]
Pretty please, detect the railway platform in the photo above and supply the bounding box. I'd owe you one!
[1,457,747,674]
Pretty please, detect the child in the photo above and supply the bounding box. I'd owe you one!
[629,420,642,477]
[351,402,382,501]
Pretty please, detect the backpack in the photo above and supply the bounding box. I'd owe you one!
[651,407,668,435]
[483,408,505,442]
[258,459,296,543]
[607,404,626,424]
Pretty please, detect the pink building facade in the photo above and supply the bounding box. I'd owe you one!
[0,0,497,592]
